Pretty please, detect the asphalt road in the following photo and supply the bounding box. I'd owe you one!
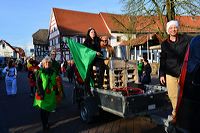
[0,71,167,133]
[0,71,78,133]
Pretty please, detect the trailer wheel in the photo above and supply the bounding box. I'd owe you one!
[80,97,98,123]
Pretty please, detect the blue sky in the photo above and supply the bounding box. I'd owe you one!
[0,0,123,54]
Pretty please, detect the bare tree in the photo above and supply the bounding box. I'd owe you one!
[111,14,137,40]
[120,0,200,37]
[121,0,200,19]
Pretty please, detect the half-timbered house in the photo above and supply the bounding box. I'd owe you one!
[32,29,49,61]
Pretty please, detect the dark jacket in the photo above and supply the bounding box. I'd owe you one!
[159,34,191,77]
[83,37,101,52]
[142,62,152,84]
[51,59,60,75]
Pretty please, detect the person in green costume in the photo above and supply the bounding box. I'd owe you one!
[137,57,144,83]
[33,56,59,132]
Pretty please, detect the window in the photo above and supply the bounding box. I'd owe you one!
[77,37,81,43]
[2,44,5,49]
[117,36,121,42]
[56,37,59,44]
[49,40,52,46]
[52,40,54,46]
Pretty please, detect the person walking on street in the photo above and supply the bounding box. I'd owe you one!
[50,50,64,101]
[66,60,74,83]
[137,57,144,83]
[50,50,60,76]
[61,61,67,78]
[159,20,191,123]
[2,59,17,96]
[28,60,40,97]
[33,56,62,132]
[27,58,33,71]
[141,58,151,84]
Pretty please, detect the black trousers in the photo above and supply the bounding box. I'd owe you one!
[40,109,50,130]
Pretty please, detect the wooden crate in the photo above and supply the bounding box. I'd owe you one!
[126,60,138,83]
[109,60,138,89]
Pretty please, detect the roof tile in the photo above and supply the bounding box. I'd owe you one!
[53,8,110,36]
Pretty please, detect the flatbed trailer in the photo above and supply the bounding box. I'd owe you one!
[73,59,170,124]
[92,84,168,118]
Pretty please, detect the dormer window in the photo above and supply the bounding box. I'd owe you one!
[53,27,57,32]
[117,36,121,42]
[2,44,5,49]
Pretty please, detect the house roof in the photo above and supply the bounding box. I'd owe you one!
[121,33,164,46]
[53,8,110,36]
[176,16,200,33]
[99,12,129,33]
[0,40,17,52]
[0,40,25,57]
[53,8,200,36]
[99,13,163,33]
[50,8,200,48]
[100,13,200,33]
[100,13,200,46]
[32,29,49,45]
[125,35,149,46]
[14,46,25,57]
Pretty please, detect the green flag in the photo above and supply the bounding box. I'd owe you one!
[64,38,96,81]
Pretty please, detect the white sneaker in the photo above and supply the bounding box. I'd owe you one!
[51,109,56,112]
[164,115,176,133]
